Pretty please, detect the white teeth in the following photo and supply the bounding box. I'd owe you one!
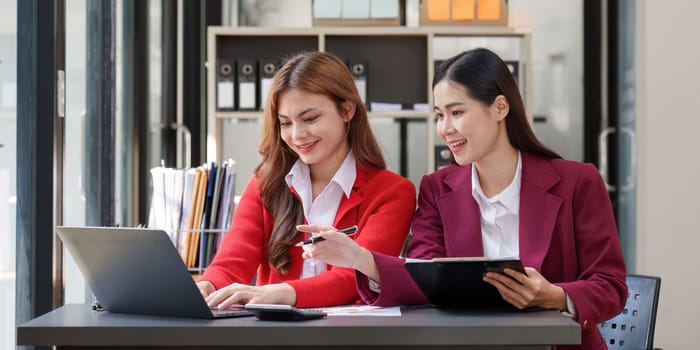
[449,140,466,148]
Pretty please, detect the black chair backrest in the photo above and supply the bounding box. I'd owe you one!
[598,274,661,349]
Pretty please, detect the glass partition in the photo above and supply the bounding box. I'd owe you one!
[63,0,89,305]
[0,0,16,347]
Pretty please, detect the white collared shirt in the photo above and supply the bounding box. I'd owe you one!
[285,151,356,279]
[471,152,522,259]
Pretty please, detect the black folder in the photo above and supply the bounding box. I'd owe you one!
[405,257,526,307]
[503,60,520,85]
[259,59,279,110]
[216,59,236,111]
[434,144,454,170]
[347,59,368,107]
[236,59,258,111]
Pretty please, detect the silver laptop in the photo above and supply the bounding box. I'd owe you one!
[56,226,253,319]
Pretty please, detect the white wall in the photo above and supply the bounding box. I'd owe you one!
[636,1,700,348]
[510,0,584,161]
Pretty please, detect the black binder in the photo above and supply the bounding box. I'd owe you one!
[434,144,454,170]
[405,257,526,307]
[236,59,258,111]
[503,60,520,85]
[216,60,236,111]
[259,59,279,110]
[347,59,368,108]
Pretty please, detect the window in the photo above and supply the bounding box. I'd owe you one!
[0,0,16,348]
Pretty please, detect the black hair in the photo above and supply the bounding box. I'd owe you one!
[434,48,561,159]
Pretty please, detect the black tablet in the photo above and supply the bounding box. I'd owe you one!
[405,257,526,307]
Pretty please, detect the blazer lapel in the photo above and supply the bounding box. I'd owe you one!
[333,165,365,228]
[518,154,562,271]
[437,166,484,257]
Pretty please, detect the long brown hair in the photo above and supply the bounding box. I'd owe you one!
[434,48,561,159]
[256,51,385,274]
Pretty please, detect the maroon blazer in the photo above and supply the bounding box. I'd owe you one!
[357,153,627,350]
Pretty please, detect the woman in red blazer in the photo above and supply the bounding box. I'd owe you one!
[302,48,626,349]
[197,51,416,309]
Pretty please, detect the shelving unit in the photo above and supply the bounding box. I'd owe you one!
[206,26,530,193]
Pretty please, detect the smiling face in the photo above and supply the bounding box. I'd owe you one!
[277,88,354,175]
[433,80,510,166]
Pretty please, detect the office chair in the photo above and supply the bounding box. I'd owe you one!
[598,274,662,349]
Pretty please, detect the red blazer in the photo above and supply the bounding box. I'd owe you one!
[357,153,627,350]
[200,165,416,308]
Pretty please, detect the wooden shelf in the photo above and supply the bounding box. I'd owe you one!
[369,111,431,119]
[207,25,530,185]
[215,111,263,120]
[207,25,528,37]
[214,111,431,120]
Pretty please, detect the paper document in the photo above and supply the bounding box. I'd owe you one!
[315,305,401,316]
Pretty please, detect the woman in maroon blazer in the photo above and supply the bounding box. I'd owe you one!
[302,48,627,350]
[197,51,416,309]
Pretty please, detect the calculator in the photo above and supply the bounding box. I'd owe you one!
[245,303,327,321]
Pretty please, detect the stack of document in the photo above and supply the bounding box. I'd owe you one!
[148,160,237,269]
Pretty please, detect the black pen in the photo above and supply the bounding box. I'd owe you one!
[295,225,358,246]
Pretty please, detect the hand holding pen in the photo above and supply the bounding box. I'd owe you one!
[297,224,375,275]
[295,225,358,246]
